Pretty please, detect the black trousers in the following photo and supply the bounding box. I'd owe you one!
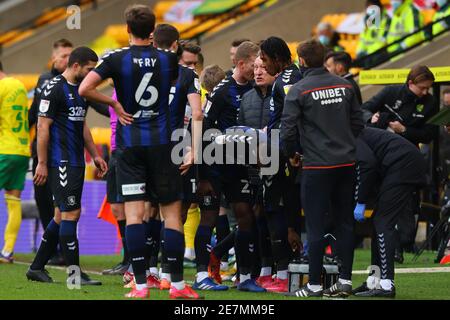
[301,166,355,285]
[32,157,54,229]
[371,184,415,280]
[395,191,419,252]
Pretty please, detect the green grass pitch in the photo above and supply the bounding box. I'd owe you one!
[0,249,449,300]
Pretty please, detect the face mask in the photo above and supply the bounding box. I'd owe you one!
[391,0,403,12]
[318,35,330,46]
[436,0,447,8]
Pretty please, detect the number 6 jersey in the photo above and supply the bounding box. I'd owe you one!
[37,75,87,167]
[94,45,179,148]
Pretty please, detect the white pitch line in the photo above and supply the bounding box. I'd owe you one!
[13,261,103,275]
[353,267,450,275]
[12,261,450,276]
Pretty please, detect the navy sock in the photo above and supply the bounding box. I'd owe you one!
[213,229,235,259]
[143,221,152,269]
[251,223,261,278]
[160,222,170,274]
[235,229,255,275]
[150,219,162,268]
[267,209,290,271]
[31,219,60,270]
[164,228,185,282]
[195,225,212,273]
[256,215,273,268]
[126,223,147,285]
[216,215,230,262]
[59,220,79,267]
[117,219,128,264]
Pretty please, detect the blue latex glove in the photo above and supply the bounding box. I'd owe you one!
[354,203,366,222]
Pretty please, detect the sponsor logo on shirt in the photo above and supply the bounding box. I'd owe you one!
[122,183,146,195]
[310,87,347,106]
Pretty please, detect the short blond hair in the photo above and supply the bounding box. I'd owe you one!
[234,41,259,63]
[200,64,226,93]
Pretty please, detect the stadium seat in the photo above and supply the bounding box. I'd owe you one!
[203,19,237,37]
[34,8,67,27]
[9,74,39,92]
[338,39,358,59]
[320,13,348,31]
[104,25,129,47]
[422,9,436,25]
[154,1,178,21]
[0,30,20,44]
[238,0,266,13]
[0,2,97,49]
[287,42,299,61]
[181,18,222,39]
[5,30,35,47]
[89,0,275,49]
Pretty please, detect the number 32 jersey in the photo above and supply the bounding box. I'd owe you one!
[94,45,179,148]
[37,75,87,167]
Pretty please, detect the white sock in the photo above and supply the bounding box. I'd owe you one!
[220,261,229,271]
[338,278,352,286]
[184,248,195,260]
[136,283,147,291]
[1,250,11,256]
[150,267,158,276]
[307,283,323,292]
[367,275,379,290]
[196,271,209,282]
[260,267,272,277]
[380,279,393,291]
[276,270,288,280]
[172,280,185,290]
[240,273,251,283]
[161,273,171,281]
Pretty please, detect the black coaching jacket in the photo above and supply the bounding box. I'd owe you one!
[356,127,427,204]
[280,67,364,168]
[361,84,438,146]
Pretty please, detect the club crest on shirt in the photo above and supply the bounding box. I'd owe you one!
[67,196,76,206]
[416,104,424,113]
[393,100,402,110]
[203,196,212,207]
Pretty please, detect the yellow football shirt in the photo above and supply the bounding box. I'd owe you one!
[0,77,30,156]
